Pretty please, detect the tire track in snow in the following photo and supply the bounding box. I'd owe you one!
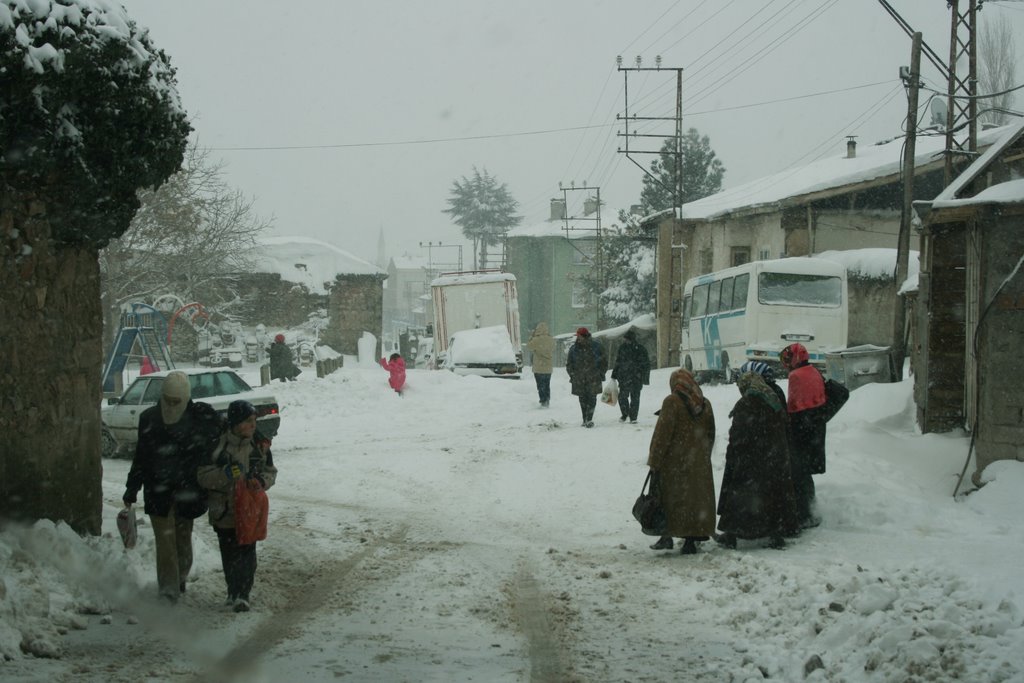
[508,562,578,683]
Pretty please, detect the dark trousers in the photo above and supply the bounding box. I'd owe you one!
[534,373,551,403]
[578,394,597,422]
[216,527,257,601]
[617,383,642,421]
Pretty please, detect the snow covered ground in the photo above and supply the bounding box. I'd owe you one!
[2,365,1023,682]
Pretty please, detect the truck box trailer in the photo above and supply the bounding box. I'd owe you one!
[430,271,522,372]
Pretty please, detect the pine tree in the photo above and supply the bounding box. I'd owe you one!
[579,210,656,327]
[443,167,521,269]
[639,129,725,215]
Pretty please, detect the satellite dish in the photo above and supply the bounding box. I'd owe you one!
[930,98,947,129]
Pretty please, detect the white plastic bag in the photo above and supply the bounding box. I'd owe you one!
[116,506,138,549]
[601,379,619,406]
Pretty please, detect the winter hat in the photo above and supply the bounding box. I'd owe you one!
[576,327,590,338]
[227,400,256,429]
[623,328,637,342]
[160,371,191,425]
[227,400,256,428]
[274,333,285,343]
[740,360,775,382]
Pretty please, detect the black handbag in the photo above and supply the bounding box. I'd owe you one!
[821,379,850,423]
[632,470,667,536]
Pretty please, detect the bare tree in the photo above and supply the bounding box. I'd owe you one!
[978,17,1018,127]
[100,141,273,336]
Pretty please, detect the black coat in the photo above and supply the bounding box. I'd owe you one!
[268,342,298,380]
[566,340,607,396]
[717,392,799,539]
[125,400,222,518]
[611,339,650,388]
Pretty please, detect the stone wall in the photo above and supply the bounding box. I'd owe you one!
[1,188,103,534]
[323,274,386,356]
[235,272,327,329]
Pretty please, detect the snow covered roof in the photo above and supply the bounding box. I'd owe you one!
[252,236,385,294]
[390,255,430,270]
[431,271,516,287]
[932,178,1024,209]
[815,248,920,281]
[932,118,1024,203]
[649,124,1016,223]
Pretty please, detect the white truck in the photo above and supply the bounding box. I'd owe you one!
[430,271,522,376]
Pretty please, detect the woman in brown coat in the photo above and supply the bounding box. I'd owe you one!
[647,368,717,554]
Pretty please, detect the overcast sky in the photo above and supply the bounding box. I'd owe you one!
[118,0,1024,266]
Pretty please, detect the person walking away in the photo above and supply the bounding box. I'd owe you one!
[526,322,554,407]
[647,368,717,554]
[379,353,407,394]
[780,343,827,529]
[197,400,278,612]
[611,328,650,423]
[740,360,786,407]
[565,327,606,427]
[715,371,799,550]
[268,334,299,382]
[122,371,221,602]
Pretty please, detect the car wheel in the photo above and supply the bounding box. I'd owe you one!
[100,426,120,459]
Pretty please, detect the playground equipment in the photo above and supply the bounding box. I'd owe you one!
[101,303,174,394]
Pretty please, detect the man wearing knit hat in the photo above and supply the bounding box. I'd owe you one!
[565,327,607,427]
[123,371,221,602]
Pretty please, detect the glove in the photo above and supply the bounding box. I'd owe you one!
[224,463,242,480]
[123,490,137,506]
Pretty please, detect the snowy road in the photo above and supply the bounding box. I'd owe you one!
[3,365,1023,682]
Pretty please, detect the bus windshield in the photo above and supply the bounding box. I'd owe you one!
[757,272,841,307]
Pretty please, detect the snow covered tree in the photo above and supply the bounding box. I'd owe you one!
[100,141,271,344]
[0,2,191,534]
[978,17,1018,127]
[639,129,725,215]
[579,210,657,327]
[443,167,521,269]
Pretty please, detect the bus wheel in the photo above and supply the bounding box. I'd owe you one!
[684,355,693,372]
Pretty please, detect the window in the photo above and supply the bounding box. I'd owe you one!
[719,277,735,311]
[122,379,150,405]
[731,246,750,267]
[682,294,691,327]
[733,273,750,310]
[571,283,588,308]
[707,280,722,315]
[758,273,842,307]
[691,283,709,317]
[699,249,713,274]
[573,241,595,265]
[758,248,771,261]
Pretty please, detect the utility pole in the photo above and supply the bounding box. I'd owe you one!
[559,182,603,328]
[617,55,685,367]
[892,32,922,378]
[944,0,981,186]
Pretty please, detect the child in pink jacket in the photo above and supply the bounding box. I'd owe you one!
[379,353,406,394]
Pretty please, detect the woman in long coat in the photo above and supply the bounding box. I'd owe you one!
[647,368,717,554]
[716,371,799,549]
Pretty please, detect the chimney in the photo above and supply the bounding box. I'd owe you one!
[583,196,599,216]
[846,135,857,159]
[550,198,566,221]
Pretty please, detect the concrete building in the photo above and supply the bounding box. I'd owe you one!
[911,120,1024,483]
[505,198,599,360]
[382,255,432,340]
[643,127,1012,368]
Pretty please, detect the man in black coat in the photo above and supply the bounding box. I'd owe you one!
[611,328,650,424]
[565,327,607,428]
[123,371,221,601]
[268,334,299,382]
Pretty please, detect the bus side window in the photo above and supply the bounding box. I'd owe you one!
[692,284,709,317]
[707,280,722,315]
[733,273,750,310]
[720,277,735,311]
[682,294,691,327]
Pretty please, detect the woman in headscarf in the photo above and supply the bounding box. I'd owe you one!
[780,342,827,528]
[715,371,799,550]
[647,368,717,555]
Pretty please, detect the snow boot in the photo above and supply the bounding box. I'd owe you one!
[680,538,698,555]
[650,536,673,550]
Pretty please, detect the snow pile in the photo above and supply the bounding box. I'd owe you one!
[816,248,920,282]
[447,325,516,364]
[251,236,384,295]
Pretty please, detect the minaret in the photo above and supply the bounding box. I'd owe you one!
[376,225,387,269]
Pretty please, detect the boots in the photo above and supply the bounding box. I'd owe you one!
[680,538,698,555]
[714,533,737,550]
[649,536,673,550]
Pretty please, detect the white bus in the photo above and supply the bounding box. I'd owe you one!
[680,257,848,380]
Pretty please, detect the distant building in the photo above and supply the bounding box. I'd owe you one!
[505,198,599,355]
[382,255,432,341]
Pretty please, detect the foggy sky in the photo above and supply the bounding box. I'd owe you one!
[117,0,1024,265]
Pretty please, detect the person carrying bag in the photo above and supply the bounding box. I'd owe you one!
[197,400,277,613]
